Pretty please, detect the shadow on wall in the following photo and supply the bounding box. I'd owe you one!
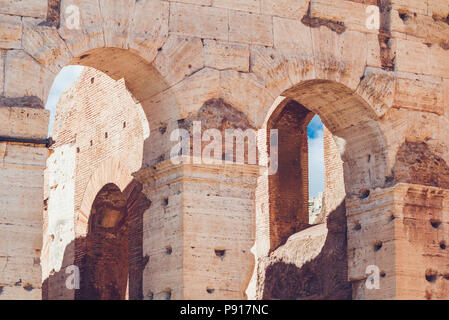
[42,180,150,300]
[258,200,352,300]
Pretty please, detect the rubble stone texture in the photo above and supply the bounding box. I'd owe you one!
[0,0,448,300]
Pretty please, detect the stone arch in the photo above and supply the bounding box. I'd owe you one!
[79,183,129,300]
[251,70,390,299]
[78,158,132,237]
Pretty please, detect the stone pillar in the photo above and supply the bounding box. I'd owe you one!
[347,183,449,300]
[135,158,259,300]
[0,106,49,299]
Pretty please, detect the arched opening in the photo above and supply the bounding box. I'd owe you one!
[42,49,153,300]
[255,79,387,300]
[78,183,128,300]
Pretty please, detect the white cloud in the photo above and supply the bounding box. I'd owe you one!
[45,65,84,136]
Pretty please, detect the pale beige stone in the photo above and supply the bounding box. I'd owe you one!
[129,0,169,63]
[213,0,260,13]
[4,50,43,99]
[394,76,444,115]
[391,0,428,15]
[0,0,47,18]
[204,40,249,72]
[58,0,105,58]
[394,38,431,74]
[309,0,376,33]
[273,16,313,56]
[22,18,73,75]
[169,2,229,41]
[229,11,273,46]
[0,107,49,140]
[261,0,309,19]
[427,0,449,16]
[0,14,22,49]
[430,45,449,79]
[154,36,204,87]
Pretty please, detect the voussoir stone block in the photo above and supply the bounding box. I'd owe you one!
[0,14,22,49]
[204,40,250,72]
[0,0,47,18]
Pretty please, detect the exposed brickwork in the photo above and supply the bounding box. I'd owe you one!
[43,67,149,300]
[267,100,312,251]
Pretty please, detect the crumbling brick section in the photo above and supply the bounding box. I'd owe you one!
[393,141,449,189]
[267,100,312,251]
[301,3,346,34]
[77,184,128,300]
[377,0,396,71]
[177,98,256,164]
[0,96,43,109]
[123,180,151,301]
[39,0,61,28]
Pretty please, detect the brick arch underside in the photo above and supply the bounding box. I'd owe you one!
[75,158,150,300]
[254,75,389,300]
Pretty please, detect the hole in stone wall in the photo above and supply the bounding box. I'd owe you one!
[430,219,441,229]
[165,245,172,255]
[91,77,95,84]
[353,221,362,231]
[206,287,215,294]
[215,249,226,259]
[78,183,128,300]
[123,122,126,128]
[359,189,371,199]
[162,197,169,207]
[380,271,386,278]
[145,291,154,300]
[76,147,80,153]
[163,289,172,300]
[105,132,108,139]
[425,269,438,283]
[373,241,383,252]
[90,140,93,146]
[440,241,446,250]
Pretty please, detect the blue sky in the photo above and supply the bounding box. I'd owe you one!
[45,68,325,197]
[45,66,84,135]
[307,115,324,198]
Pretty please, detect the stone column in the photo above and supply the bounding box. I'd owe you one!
[347,183,449,300]
[134,158,259,300]
[0,107,49,299]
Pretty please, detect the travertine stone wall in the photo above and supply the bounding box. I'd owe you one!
[0,106,49,299]
[0,0,448,300]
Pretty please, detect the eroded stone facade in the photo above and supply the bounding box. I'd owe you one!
[0,0,448,300]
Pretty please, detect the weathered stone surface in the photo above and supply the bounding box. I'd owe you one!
[0,14,22,49]
[4,50,43,99]
[169,2,228,41]
[154,36,204,87]
[0,0,47,18]
[261,0,309,19]
[213,0,260,13]
[229,11,273,46]
[100,0,135,49]
[58,0,105,58]
[129,0,169,62]
[273,16,313,55]
[204,40,249,72]
[22,18,73,75]
[0,107,49,140]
